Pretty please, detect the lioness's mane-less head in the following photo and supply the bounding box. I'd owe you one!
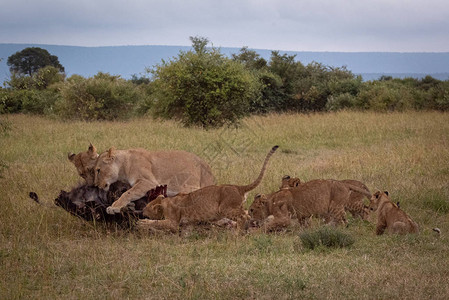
[94,147,119,191]
[68,143,99,186]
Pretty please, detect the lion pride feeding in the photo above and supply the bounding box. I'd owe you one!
[49,143,424,236]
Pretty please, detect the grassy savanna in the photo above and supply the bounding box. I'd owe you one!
[1,111,449,299]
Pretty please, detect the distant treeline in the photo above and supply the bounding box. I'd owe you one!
[1,38,448,128]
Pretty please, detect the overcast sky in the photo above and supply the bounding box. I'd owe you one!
[1,0,448,52]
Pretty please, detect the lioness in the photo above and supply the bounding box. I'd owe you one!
[137,146,279,232]
[280,175,371,219]
[68,143,99,185]
[369,191,419,235]
[94,147,215,214]
[249,179,372,228]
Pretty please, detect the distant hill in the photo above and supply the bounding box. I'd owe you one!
[1,43,449,85]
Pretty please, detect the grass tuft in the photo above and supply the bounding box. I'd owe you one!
[298,226,355,251]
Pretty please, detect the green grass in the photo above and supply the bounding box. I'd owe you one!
[299,227,355,251]
[1,111,449,299]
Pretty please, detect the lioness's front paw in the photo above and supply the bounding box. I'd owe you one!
[106,206,122,215]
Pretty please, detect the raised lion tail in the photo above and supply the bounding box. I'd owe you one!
[239,145,279,194]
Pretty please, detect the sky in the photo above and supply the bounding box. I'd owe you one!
[1,0,449,52]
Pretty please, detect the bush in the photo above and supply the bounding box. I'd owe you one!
[326,93,357,111]
[248,71,283,113]
[0,89,60,114]
[427,81,449,111]
[354,81,415,111]
[54,73,151,121]
[149,38,260,128]
[299,227,355,251]
[7,66,64,90]
[0,89,22,113]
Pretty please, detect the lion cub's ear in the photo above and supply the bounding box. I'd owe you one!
[88,143,98,158]
[260,194,268,203]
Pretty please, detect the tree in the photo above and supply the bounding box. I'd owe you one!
[7,47,64,76]
[190,36,209,55]
[232,47,267,71]
[149,37,260,128]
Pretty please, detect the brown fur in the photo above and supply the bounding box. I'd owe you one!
[93,147,215,214]
[250,179,372,229]
[248,194,292,232]
[68,143,99,185]
[137,146,279,232]
[280,176,371,220]
[369,191,419,235]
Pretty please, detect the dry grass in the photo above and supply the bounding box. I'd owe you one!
[1,111,449,299]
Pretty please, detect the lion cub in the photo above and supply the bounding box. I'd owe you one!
[249,179,372,229]
[248,193,292,232]
[138,146,279,232]
[68,143,99,186]
[280,175,371,220]
[369,191,419,235]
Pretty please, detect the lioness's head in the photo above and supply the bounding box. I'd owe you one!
[68,143,99,186]
[249,194,270,222]
[280,175,301,190]
[94,147,119,191]
[369,191,389,211]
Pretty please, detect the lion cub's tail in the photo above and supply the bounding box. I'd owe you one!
[239,145,279,195]
[344,183,372,198]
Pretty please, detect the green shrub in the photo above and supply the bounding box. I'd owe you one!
[354,81,415,111]
[0,89,60,114]
[54,73,150,121]
[149,37,260,128]
[0,89,22,113]
[7,66,64,90]
[299,226,355,250]
[427,81,449,111]
[325,92,357,111]
[249,71,283,113]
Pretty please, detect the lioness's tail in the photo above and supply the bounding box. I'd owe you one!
[239,145,279,194]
